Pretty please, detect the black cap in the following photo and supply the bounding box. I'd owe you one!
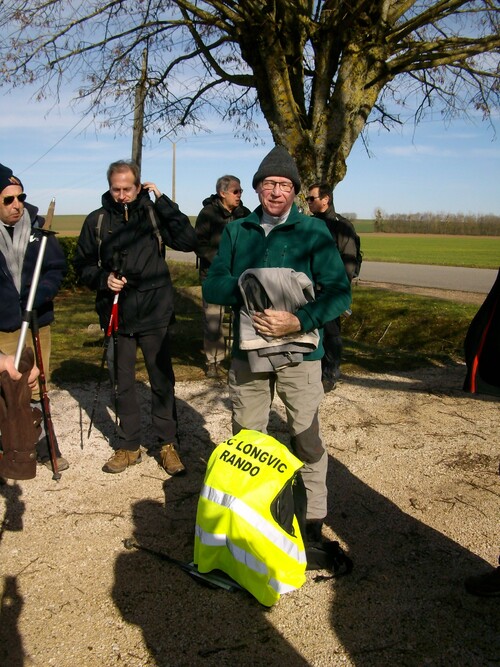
[0,163,23,194]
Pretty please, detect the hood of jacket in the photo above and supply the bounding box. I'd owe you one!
[201,194,249,220]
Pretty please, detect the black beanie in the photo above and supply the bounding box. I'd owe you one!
[252,146,301,192]
[0,163,23,194]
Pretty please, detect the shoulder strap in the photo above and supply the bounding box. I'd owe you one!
[147,207,164,255]
[95,213,105,268]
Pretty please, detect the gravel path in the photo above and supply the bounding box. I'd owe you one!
[1,365,499,666]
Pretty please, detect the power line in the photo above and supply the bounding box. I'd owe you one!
[18,112,94,175]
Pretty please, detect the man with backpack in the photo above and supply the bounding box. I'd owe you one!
[307,183,362,391]
[75,160,198,474]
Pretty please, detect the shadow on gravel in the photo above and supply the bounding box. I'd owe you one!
[111,396,309,667]
[325,457,499,666]
[0,480,26,667]
[112,498,309,667]
[342,368,500,403]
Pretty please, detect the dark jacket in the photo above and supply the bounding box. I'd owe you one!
[314,206,359,281]
[0,210,67,332]
[203,204,351,360]
[195,195,250,280]
[74,189,197,334]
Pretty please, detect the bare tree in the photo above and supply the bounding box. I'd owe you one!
[1,1,498,193]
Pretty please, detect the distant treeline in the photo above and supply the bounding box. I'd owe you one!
[374,211,500,235]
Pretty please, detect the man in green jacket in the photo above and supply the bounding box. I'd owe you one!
[203,145,351,544]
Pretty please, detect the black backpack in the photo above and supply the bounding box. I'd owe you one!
[352,231,363,279]
[276,472,353,575]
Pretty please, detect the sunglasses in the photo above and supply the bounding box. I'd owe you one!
[230,188,243,195]
[306,196,320,203]
[2,193,27,206]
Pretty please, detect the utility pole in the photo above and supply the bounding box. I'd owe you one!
[165,137,177,201]
[131,48,148,173]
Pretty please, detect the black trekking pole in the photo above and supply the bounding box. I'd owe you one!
[31,311,61,481]
[87,291,119,439]
[88,249,125,438]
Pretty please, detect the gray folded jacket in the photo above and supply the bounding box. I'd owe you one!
[238,267,319,372]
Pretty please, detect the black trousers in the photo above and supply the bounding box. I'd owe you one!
[111,328,177,450]
[321,317,342,382]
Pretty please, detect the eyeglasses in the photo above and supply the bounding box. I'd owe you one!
[2,193,27,206]
[306,196,320,203]
[261,180,294,193]
[230,188,243,195]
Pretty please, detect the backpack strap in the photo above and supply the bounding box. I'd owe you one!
[147,207,164,255]
[95,207,163,267]
[95,212,105,268]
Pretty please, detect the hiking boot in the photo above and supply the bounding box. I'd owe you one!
[465,563,500,597]
[159,443,185,476]
[305,519,324,545]
[102,448,142,474]
[206,363,220,378]
[40,457,70,472]
[322,377,337,393]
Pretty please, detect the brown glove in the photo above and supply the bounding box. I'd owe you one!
[0,348,42,480]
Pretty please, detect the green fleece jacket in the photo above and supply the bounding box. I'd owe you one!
[202,204,352,360]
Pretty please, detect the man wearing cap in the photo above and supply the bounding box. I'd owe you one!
[0,163,68,471]
[203,145,351,544]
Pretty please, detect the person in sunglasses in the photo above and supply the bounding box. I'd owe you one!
[195,175,250,378]
[203,146,351,547]
[0,162,68,471]
[307,183,362,392]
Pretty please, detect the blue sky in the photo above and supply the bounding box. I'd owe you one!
[1,87,499,220]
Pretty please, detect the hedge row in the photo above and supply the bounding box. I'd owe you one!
[374,211,500,235]
[58,237,80,290]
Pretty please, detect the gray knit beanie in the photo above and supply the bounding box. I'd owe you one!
[252,145,301,192]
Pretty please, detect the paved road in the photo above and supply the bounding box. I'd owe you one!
[358,261,498,294]
[168,251,498,295]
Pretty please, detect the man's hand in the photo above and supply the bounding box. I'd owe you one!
[0,354,21,381]
[0,353,39,390]
[142,181,162,199]
[252,309,301,337]
[107,273,127,292]
[27,365,40,391]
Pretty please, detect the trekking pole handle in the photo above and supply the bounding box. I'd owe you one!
[106,292,120,337]
[14,232,50,370]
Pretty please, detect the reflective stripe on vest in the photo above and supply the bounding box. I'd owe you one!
[199,484,306,564]
[194,429,307,606]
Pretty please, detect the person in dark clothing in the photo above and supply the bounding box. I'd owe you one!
[0,163,68,472]
[74,160,198,475]
[307,183,360,391]
[195,175,250,377]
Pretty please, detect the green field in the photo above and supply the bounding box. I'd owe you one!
[359,235,500,269]
[53,215,500,269]
[52,214,197,235]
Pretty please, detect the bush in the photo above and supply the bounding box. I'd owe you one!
[58,236,80,290]
[371,211,500,235]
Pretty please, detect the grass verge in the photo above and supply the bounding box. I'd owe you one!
[50,262,477,386]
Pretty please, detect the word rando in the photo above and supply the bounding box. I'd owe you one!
[218,436,289,478]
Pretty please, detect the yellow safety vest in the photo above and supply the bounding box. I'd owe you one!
[193,429,307,607]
